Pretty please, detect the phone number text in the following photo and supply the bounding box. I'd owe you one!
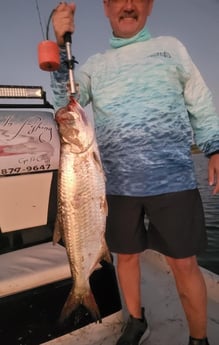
[0,164,51,176]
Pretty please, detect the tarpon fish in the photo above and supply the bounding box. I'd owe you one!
[54,97,111,324]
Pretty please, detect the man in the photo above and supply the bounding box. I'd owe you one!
[51,1,219,344]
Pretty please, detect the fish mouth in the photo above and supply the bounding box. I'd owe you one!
[56,118,75,127]
[55,108,75,124]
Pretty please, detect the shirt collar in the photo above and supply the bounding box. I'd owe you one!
[110,27,151,49]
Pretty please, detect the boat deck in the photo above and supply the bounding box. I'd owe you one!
[44,250,219,345]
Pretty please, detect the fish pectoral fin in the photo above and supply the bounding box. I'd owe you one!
[92,151,104,172]
[100,196,108,216]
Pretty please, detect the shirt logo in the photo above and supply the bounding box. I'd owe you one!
[149,51,172,58]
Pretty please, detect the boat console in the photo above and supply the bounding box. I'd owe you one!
[0,86,121,345]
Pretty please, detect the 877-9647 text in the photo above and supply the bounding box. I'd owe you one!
[0,164,51,176]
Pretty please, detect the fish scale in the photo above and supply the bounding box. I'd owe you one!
[54,98,111,324]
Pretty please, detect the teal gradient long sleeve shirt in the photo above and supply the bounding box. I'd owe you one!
[51,28,219,196]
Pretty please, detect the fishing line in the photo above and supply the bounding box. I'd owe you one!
[35,0,45,40]
[35,0,55,40]
[46,9,55,41]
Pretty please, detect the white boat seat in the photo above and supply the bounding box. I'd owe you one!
[0,242,71,298]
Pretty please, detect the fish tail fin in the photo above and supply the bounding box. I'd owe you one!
[58,288,79,324]
[58,287,101,324]
[83,289,102,323]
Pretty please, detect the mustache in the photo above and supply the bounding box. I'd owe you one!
[120,11,138,19]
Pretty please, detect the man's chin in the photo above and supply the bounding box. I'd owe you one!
[117,24,139,37]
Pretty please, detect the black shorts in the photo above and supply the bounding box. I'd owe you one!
[105,189,207,258]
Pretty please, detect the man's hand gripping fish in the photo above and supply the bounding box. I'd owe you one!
[54,97,111,323]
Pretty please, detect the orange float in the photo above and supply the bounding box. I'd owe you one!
[38,40,60,71]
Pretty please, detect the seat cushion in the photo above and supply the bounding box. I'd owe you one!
[0,242,71,297]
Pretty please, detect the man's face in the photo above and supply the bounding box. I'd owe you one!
[103,0,154,38]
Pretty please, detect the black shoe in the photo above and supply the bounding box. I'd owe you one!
[188,336,210,345]
[116,308,149,345]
